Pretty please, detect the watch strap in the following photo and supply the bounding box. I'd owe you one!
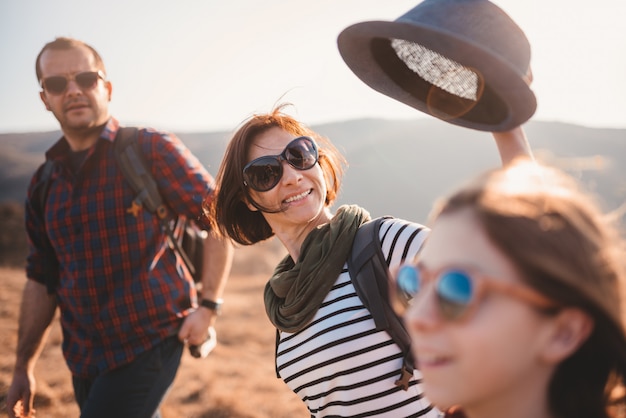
[200,298,223,314]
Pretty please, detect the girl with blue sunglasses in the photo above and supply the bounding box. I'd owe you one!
[395,160,626,418]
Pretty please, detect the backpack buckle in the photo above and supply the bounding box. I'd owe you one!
[126,199,143,217]
[394,366,413,391]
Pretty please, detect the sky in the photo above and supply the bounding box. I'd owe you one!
[1,0,625,134]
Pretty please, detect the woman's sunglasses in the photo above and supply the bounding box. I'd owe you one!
[40,70,106,95]
[394,263,557,321]
[243,136,318,192]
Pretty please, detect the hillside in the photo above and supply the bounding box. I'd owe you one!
[2,118,625,224]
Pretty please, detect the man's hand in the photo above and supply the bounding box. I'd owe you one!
[6,369,36,418]
[178,303,216,345]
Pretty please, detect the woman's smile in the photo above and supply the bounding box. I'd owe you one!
[284,189,312,204]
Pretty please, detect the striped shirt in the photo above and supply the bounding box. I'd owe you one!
[25,117,213,378]
[276,218,440,417]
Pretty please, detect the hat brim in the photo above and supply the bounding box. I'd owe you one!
[338,20,537,131]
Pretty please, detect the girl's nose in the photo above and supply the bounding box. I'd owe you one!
[404,284,444,333]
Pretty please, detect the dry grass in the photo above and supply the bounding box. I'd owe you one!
[0,240,309,417]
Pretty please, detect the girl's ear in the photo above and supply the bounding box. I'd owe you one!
[540,308,594,364]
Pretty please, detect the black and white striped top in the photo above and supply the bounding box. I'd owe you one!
[276,218,440,417]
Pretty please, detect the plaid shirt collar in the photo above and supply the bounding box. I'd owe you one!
[44,117,120,162]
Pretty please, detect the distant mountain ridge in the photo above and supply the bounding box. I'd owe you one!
[1,118,625,223]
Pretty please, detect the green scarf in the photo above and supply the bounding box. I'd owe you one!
[264,205,371,333]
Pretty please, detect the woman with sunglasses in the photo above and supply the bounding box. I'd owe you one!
[208,103,532,417]
[394,159,626,418]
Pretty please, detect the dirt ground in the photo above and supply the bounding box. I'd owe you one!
[0,241,309,418]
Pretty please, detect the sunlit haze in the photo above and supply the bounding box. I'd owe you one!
[1,0,624,134]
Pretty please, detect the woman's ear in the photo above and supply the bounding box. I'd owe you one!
[540,308,594,364]
[245,199,259,212]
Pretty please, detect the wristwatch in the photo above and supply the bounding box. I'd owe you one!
[200,298,223,315]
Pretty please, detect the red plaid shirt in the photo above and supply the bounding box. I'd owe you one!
[25,118,214,378]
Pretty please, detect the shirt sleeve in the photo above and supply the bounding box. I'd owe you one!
[24,165,59,287]
[379,217,430,270]
[138,128,215,225]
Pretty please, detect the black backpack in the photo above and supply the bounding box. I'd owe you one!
[347,216,416,391]
[34,127,206,289]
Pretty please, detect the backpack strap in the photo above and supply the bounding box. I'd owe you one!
[348,216,415,391]
[349,217,393,331]
[113,127,196,277]
[35,160,56,218]
[114,127,167,218]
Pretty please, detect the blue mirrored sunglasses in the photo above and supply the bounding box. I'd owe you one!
[395,264,557,320]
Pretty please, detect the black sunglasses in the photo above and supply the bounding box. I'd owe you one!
[243,136,318,192]
[40,70,106,95]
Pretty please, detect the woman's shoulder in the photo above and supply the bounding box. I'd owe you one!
[379,216,429,237]
[375,216,429,265]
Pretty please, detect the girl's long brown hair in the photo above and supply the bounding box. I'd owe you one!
[433,159,626,418]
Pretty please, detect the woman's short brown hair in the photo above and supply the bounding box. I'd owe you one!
[206,104,346,245]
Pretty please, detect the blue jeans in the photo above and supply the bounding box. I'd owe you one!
[72,336,184,418]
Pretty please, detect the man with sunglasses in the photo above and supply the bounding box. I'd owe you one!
[6,37,234,418]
